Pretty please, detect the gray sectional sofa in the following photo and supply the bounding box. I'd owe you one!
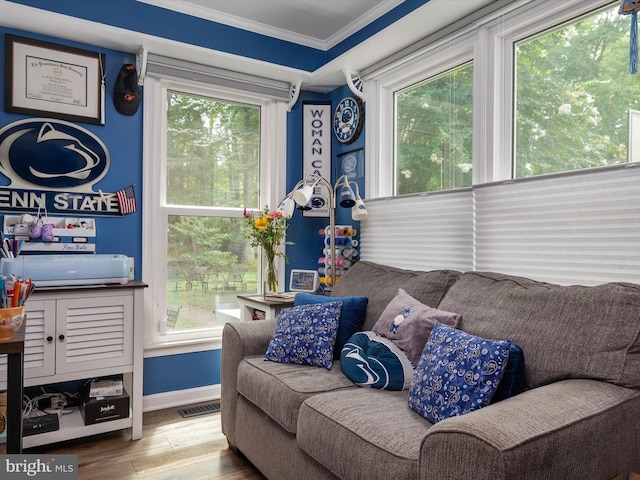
[221,261,640,480]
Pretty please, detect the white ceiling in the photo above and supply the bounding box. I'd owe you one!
[137,0,406,50]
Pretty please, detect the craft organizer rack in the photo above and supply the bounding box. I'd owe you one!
[318,224,359,290]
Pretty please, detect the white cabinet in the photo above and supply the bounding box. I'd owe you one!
[0,282,146,448]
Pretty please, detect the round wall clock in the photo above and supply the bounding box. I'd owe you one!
[333,96,363,144]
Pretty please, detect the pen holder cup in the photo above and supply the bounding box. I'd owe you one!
[0,306,25,340]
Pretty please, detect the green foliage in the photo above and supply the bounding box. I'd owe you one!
[395,64,474,194]
[515,5,638,177]
[395,4,640,190]
[164,90,262,303]
[165,90,260,207]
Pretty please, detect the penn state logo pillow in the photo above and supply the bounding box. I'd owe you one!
[340,331,414,390]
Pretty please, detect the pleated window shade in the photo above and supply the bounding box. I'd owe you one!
[359,189,474,272]
[474,165,640,285]
[360,165,640,285]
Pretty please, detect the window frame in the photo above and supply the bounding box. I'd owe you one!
[142,75,287,350]
[364,0,617,198]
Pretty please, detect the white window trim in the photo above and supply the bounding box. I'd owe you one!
[364,0,614,198]
[364,30,477,198]
[142,75,287,351]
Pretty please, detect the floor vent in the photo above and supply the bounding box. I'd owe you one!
[178,402,221,418]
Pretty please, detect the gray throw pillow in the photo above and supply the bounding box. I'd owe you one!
[372,288,462,364]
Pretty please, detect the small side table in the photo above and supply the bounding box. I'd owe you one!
[236,294,295,321]
[1,322,25,454]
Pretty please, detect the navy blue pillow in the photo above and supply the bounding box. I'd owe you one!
[294,293,368,359]
[492,343,526,403]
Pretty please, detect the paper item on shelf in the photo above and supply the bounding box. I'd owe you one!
[89,379,123,398]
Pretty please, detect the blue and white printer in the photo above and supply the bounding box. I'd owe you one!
[0,254,131,287]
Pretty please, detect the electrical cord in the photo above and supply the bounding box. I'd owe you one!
[22,387,79,418]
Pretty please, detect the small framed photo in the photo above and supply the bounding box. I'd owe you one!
[337,147,364,180]
[4,34,105,125]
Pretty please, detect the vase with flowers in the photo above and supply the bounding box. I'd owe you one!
[244,206,292,294]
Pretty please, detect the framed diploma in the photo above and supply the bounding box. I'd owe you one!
[4,34,105,125]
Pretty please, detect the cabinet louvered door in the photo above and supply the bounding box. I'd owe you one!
[55,295,134,375]
[24,299,57,380]
[0,300,56,390]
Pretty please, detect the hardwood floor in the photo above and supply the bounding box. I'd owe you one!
[20,402,266,480]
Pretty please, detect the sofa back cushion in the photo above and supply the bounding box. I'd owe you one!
[330,261,460,331]
[437,271,640,389]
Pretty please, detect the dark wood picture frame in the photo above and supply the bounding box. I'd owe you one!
[4,34,105,125]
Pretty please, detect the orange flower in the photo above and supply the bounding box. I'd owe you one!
[255,217,268,230]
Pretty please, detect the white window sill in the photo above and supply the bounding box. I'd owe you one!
[144,336,223,358]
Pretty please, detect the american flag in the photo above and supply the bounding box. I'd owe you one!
[116,185,137,214]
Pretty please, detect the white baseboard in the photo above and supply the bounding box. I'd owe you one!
[143,384,221,412]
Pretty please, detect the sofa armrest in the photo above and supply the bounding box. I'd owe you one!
[221,319,276,449]
[420,379,640,480]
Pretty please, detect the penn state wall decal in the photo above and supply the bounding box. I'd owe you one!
[0,118,132,216]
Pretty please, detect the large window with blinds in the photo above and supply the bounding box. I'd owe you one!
[367,0,635,191]
[362,0,640,286]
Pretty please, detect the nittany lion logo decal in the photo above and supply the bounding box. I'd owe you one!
[0,118,109,191]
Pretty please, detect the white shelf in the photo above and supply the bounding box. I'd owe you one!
[23,407,132,448]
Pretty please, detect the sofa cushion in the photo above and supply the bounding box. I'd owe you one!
[372,288,462,364]
[297,388,431,480]
[264,301,342,369]
[437,271,640,388]
[237,357,355,434]
[294,292,368,359]
[340,331,414,390]
[329,261,461,331]
[408,323,511,423]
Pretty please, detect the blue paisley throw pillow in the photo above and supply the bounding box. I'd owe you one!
[264,301,342,369]
[340,332,414,390]
[408,323,511,423]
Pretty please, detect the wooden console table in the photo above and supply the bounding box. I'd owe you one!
[0,322,25,453]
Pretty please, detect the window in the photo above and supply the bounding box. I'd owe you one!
[395,63,473,194]
[366,0,636,196]
[144,77,286,347]
[513,3,633,178]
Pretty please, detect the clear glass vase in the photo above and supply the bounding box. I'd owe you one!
[264,262,278,295]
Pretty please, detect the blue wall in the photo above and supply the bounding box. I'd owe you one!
[143,350,221,395]
[284,87,367,280]
[0,27,143,277]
